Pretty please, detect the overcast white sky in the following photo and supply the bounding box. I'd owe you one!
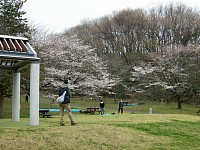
[23,0,200,33]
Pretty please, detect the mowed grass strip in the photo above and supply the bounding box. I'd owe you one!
[1,114,200,150]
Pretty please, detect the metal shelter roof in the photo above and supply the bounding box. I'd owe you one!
[0,35,40,70]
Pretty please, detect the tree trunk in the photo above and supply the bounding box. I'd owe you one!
[0,93,4,119]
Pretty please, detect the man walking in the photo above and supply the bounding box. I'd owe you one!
[58,79,77,126]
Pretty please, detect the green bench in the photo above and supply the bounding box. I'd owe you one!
[39,110,52,118]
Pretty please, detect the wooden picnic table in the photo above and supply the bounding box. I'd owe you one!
[39,109,51,118]
[123,100,132,106]
[86,107,100,114]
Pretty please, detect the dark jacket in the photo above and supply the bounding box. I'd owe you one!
[100,101,105,108]
[58,84,70,104]
[119,102,124,108]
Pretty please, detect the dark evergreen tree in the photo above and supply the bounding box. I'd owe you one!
[0,0,29,118]
[0,0,29,36]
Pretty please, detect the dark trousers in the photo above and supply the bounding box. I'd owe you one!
[118,107,123,114]
[100,107,104,115]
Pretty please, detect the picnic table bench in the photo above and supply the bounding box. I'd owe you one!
[39,109,52,118]
[123,100,132,106]
[196,110,200,115]
[86,107,100,114]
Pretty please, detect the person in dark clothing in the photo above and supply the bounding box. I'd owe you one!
[99,100,105,115]
[25,94,29,103]
[58,79,77,126]
[118,100,124,114]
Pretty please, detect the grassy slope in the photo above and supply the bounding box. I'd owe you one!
[1,97,200,150]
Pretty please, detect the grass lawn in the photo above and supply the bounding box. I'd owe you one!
[1,97,200,149]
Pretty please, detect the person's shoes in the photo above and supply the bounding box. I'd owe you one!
[71,122,78,126]
[60,123,65,126]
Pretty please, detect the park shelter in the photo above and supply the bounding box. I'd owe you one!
[0,35,40,126]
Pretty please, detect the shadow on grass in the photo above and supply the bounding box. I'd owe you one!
[0,116,64,128]
[0,118,30,128]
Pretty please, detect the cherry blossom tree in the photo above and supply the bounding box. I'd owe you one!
[36,32,118,96]
[130,44,200,109]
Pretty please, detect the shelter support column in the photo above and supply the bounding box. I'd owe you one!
[12,72,20,122]
[30,62,40,126]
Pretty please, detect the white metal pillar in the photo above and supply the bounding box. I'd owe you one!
[30,62,40,126]
[12,72,20,122]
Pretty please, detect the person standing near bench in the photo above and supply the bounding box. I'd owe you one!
[58,79,77,126]
[118,100,124,114]
[99,100,105,115]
